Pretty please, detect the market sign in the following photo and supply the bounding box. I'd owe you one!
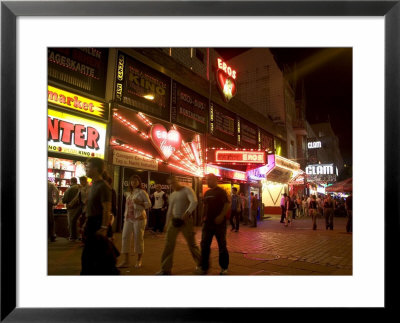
[48,108,106,159]
[48,86,107,119]
[215,150,266,164]
[216,58,237,102]
[308,141,322,149]
[113,149,158,171]
[115,52,170,121]
[306,164,334,175]
[171,81,208,132]
[48,48,108,98]
[150,124,182,160]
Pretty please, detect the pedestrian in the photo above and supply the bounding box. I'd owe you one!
[280,193,287,223]
[62,177,82,242]
[151,184,168,233]
[324,194,335,230]
[345,193,352,233]
[103,173,117,241]
[77,176,90,241]
[80,157,119,275]
[156,176,200,275]
[296,195,302,217]
[316,195,323,217]
[285,195,296,227]
[309,195,318,230]
[302,196,308,217]
[118,175,151,269]
[230,187,242,232]
[48,180,59,242]
[240,192,249,225]
[291,194,297,220]
[250,192,258,227]
[196,173,230,275]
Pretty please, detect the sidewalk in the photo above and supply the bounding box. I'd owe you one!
[48,215,352,276]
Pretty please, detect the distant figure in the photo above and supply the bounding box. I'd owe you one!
[345,193,352,233]
[62,177,81,242]
[280,193,287,223]
[48,180,59,242]
[285,195,296,227]
[196,174,230,275]
[302,196,308,217]
[309,195,318,230]
[230,187,242,232]
[156,176,200,275]
[250,192,258,227]
[240,192,249,225]
[324,194,335,230]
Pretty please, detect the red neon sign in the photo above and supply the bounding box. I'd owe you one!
[216,58,237,102]
[215,150,265,164]
[150,124,182,160]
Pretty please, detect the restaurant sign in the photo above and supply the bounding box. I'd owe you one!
[48,108,106,159]
[48,86,107,119]
[215,150,266,164]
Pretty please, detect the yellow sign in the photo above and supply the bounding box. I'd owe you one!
[48,108,107,159]
[48,85,106,119]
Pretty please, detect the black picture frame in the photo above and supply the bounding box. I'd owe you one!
[1,1,398,321]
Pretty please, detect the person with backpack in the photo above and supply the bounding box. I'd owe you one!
[285,195,296,227]
[309,195,318,230]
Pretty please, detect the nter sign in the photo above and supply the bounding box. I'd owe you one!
[216,58,237,102]
[215,150,265,164]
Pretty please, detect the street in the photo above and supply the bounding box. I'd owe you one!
[48,215,352,276]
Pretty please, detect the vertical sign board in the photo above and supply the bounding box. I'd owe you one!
[171,81,208,133]
[115,51,171,121]
[209,102,237,146]
[48,48,109,99]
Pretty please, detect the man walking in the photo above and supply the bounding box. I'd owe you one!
[81,157,119,275]
[250,192,258,227]
[324,194,335,230]
[196,174,230,275]
[230,187,242,232]
[280,193,287,223]
[48,180,59,242]
[62,177,82,242]
[156,176,200,275]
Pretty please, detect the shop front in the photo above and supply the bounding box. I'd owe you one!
[258,155,300,215]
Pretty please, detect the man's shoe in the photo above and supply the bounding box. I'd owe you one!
[155,270,171,275]
[194,266,207,275]
[220,269,228,275]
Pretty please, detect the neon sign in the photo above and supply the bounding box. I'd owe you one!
[306,164,334,175]
[215,150,265,164]
[48,108,106,159]
[216,58,237,102]
[205,164,246,181]
[48,86,106,119]
[308,141,322,149]
[150,124,182,160]
[206,165,221,176]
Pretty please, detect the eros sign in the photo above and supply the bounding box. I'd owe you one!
[216,58,237,102]
[150,124,182,160]
[215,150,265,164]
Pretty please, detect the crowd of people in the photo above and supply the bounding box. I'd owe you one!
[48,158,352,276]
[279,192,352,232]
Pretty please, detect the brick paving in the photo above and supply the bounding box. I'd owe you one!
[48,214,352,276]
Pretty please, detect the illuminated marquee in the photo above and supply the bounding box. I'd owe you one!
[48,108,106,159]
[150,124,182,160]
[205,164,246,181]
[216,58,237,102]
[47,86,106,119]
[306,164,334,175]
[215,150,265,164]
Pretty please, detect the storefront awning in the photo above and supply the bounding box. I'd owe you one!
[265,155,300,184]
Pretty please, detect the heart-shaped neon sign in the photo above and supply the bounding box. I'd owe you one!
[216,69,237,102]
[150,124,182,160]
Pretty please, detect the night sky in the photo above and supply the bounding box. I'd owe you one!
[215,48,352,164]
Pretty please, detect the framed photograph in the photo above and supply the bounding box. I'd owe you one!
[1,1,397,321]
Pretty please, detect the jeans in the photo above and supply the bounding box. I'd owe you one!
[280,206,286,222]
[160,218,201,273]
[346,210,352,233]
[324,208,334,229]
[200,222,229,272]
[230,210,240,231]
[48,203,56,241]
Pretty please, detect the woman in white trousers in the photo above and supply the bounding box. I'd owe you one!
[118,175,151,268]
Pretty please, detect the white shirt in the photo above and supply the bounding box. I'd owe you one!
[166,186,197,221]
[124,189,151,222]
[153,191,165,209]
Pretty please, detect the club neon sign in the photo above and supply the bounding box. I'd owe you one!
[150,124,182,160]
[216,58,237,102]
[215,150,265,164]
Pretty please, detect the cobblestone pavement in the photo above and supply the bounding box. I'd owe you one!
[48,215,352,276]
